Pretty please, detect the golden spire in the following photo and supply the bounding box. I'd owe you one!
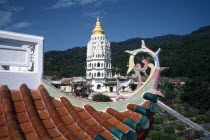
[92,17,104,34]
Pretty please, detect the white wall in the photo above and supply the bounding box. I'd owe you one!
[0,30,44,90]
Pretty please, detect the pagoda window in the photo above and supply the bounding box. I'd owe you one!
[94,73,96,77]
[89,73,91,77]
[97,72,100,77]
[97,84,101,89]
[101,63,103,67]
[97,62,100,67]
[101,73,104,77]
[94,63,96,68]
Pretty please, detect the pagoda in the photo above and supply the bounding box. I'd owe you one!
[86,17,112,91]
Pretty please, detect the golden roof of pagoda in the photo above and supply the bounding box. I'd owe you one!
[92,17,104,34]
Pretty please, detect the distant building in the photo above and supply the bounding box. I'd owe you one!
[86,17,112,91]
[44,76,93,98]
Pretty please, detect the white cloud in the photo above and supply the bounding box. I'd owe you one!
[51,0,106,9]
[6,22,32,30]
[0,1,31,31]
[84,10,107,18]
[0,11,12,26]
[52,0,75,9]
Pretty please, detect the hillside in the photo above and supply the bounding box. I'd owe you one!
[44,25,210,81]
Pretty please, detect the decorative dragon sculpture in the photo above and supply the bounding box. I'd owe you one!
[115,40,161,100]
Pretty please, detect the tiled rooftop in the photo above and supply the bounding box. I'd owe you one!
[0,84,157,140]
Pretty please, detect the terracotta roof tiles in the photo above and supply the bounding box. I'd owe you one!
[0,84,156,140]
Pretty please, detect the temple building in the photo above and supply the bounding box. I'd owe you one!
[0,29,178,140]
[86,17,112,91]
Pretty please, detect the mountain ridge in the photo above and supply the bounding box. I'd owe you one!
[44,25,210,81]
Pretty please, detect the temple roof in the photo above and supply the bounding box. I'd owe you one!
[92,17,104,35]
[0,84,156,140]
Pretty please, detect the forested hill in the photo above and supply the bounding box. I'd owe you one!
[44,25,210,81]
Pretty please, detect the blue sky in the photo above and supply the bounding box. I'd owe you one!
[0,0,210,52]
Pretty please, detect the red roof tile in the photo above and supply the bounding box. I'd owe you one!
[0,84,155,140]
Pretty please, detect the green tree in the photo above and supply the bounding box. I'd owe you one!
[159,82,177,101]
[180,78,210,111]
[92,93,112,102]
[44,58,59,76]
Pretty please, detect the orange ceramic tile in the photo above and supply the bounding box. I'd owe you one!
[75,130,89,139]
[17,112,29,123]
[70,110,81,122]
[107,117,120,126]
[38,110,50,119]
[128,112,142,122]
[0,125,9,137]
[85,118,97,126]
[47,128,61,137]
[79,111,91,120]
[61,115,74,125]
[42,118,55,129]
[2,99,11,113]
[52,136,66,140]
[34,100,45,110]
[0,84,155,140]
[14,101,26,113]
[107,108,126,122]
[100,112,111,120]
[52,99,63,108]
[97,111,103,114]
[100,130,114,140]
[56,106,68,116]
[11,91,22,102]
[116,122,130,133]
[30,90,42,100]
[73,105,84,112]
[91,124,104,133]
[67,123,81,132]
[0,104,3,114]
[20,121,33,133]
[0,137,10,140]
[141,101,150,108]
[127,104,136,111]
[25,132,39,140]
[120,110,132,117]
[0,114,6,126]
[83,138,91,140]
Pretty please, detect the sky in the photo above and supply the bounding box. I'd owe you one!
[0,0,210,52]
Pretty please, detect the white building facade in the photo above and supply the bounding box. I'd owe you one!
[86,17,112,91]
[0,30,44,89]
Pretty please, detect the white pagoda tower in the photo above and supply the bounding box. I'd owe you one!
[86,17,112,91]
